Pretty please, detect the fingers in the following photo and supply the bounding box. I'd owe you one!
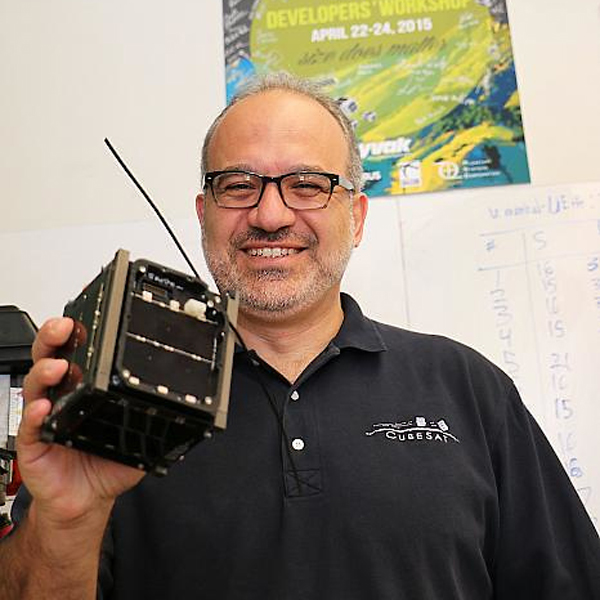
[18,398,52,448]
[31,317,74,362]
[23,357,69,403]
[25,317,72,404]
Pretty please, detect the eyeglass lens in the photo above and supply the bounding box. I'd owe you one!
[212,172,333,209]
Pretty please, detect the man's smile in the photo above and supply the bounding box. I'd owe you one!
[235,229,313,263]
[244,247,301,258]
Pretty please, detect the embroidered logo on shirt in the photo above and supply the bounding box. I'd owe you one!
[365,416,460,444]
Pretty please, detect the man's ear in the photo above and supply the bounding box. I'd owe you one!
[351,192,368,248]
[195,192,206,225]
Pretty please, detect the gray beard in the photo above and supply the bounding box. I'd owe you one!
[201,225,355,316]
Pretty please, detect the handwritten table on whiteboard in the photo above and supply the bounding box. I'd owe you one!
[400,181,600,530]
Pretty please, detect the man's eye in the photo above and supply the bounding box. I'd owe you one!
[294,182,320,189]
[217,178,259,195]
[290,181,327,195]
[224,182,255,191]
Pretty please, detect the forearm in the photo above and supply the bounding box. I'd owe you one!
[0,500,112,600]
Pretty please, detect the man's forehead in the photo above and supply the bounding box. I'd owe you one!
[206,89,348,166]
[217,89,340,134]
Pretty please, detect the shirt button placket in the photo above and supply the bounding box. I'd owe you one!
[289,392,304,450]
[283,385,321,496]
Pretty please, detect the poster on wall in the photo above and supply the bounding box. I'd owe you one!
[222,0,530,197]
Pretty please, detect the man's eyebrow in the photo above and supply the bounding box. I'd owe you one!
[216,164,331,174]
[288,164,329,173]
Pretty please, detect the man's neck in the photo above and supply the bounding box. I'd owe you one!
[236,292,345,383]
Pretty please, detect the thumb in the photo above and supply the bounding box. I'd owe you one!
[17,398,53,460]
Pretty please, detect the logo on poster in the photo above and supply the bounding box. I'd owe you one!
[398,161,422,188]
[437,161,461,180]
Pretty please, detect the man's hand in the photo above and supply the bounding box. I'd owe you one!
[0,317,145,600]
[18,317,144,525]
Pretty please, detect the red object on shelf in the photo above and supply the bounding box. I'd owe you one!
[0,520,13,540]
[6,459,22,497]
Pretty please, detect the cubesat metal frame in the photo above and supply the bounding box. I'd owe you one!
[41,249,238,476]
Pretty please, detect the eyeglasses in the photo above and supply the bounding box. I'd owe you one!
[203,170,355,210]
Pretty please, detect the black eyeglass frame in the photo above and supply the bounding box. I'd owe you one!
[203,170,355,210]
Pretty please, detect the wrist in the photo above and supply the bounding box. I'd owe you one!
[27,498,113,565]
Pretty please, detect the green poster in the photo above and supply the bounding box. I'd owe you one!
[223,0,530,196]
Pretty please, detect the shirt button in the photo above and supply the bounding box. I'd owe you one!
[290,390,300,401]
[291,438,305,451]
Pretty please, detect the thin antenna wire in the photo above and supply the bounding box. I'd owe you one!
[103,137,201,280]
[105,136,306,495]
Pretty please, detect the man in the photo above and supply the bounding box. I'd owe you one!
[1,73,599,599]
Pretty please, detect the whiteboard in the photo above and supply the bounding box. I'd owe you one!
[398,181,600,530]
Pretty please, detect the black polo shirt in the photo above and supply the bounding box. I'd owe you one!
[13,295,600,598]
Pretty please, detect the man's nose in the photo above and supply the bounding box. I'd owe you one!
[247,181,296,232]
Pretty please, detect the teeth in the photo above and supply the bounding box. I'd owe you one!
[247,247,299,257]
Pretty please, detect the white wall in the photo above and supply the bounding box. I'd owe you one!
[506,1,600,184]
[0,1,225,234]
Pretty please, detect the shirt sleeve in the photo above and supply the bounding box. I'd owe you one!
[9,484,31,528]
[97,515,114,599]
[491,386,600,599]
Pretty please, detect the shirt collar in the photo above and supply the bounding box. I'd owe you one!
[233,293,387,355]
[331,293,387,353]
